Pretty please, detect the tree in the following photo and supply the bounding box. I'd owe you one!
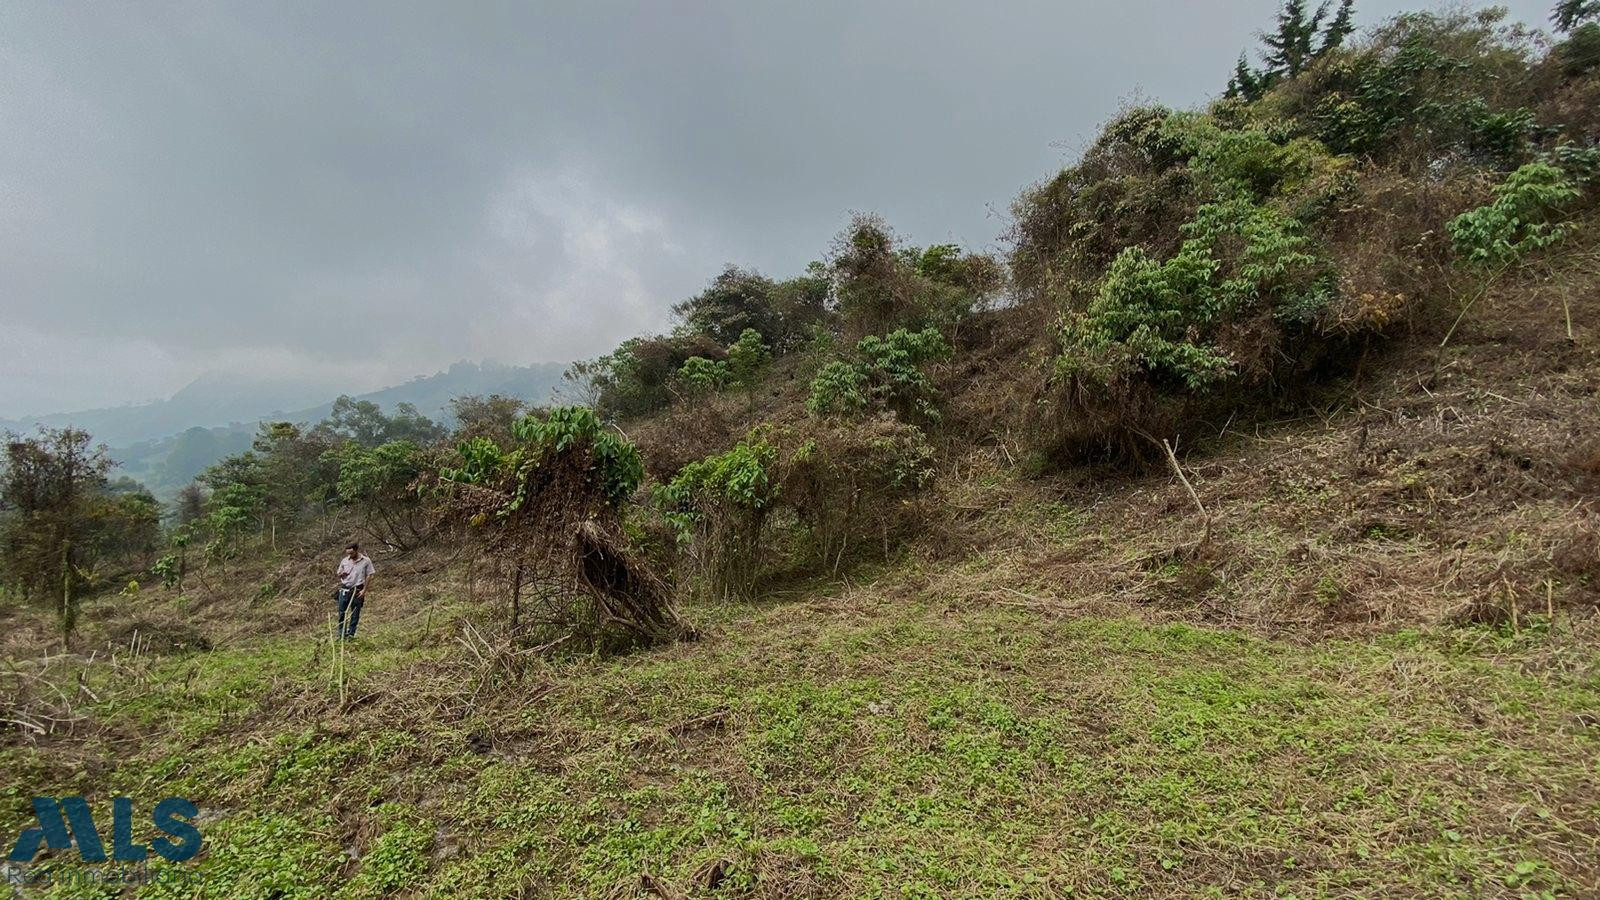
[172,482,207,526]
[672,266,779,346]
[1554,0,1600,31]
[583,333,727,418]
[1320,0,1356,54]
[386,402,448,446]
[96,481,161,567]
[1232,0,1357,98]
[0,429,115,641]
[251,422,338,540]
[769,264,833,353]
[1560,20,1600,76]
[831,215,911,335]
[314,396,445,447]
[449,394,528,444]
[325,440,434,551]
[1262,0,1328,79]
[318,396,389,446]
[1227,53,1267,100]
[561,360,608,409]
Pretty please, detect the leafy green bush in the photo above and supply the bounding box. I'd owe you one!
[579,333,727,418]
[330,441,424,504]
[806,361,871,417]
[1178,118,1353,214]
[439,407,683,646]
[435,435,506,487]
[858,327,953,420]
[655,437,781,600]
[676,355,730,395]
[1448,160,1584,265]
[1282,9,1541,167]
[807,327,952,422]
[152,552,182,589]
[1008,107,1347,306]
[441,406,643,513]
[1059,197,1336,392]
[510,407,643,507]
[726,328,772,388]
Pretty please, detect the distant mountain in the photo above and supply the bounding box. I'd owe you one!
[274,359,572,426]
[5,360,571,501]
[0,372,337,447]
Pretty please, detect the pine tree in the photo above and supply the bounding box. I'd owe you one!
[1262,0,1329,79]
[1226,52,1265,100]
[1554,0,1600,31]
[1318,0,1356,56]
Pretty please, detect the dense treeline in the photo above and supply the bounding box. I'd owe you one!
[4,0,1596,651]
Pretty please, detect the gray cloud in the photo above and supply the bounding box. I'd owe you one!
[0,0,1553,416]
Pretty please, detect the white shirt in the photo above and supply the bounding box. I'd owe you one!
[337,554,375,588]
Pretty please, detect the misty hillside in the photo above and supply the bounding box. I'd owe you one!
[0,372,336,448]
[0,360,570,447]
[4,2,1600,898]
[9,360,571,499]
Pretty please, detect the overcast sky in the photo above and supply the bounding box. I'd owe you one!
[0,1,1552,417]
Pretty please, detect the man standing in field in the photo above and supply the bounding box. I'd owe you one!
[334,542,375,640]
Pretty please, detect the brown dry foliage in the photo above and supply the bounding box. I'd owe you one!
[440,436,693,648]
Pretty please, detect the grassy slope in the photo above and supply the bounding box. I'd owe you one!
[5,233,1600,899]
[2,569,1597,897]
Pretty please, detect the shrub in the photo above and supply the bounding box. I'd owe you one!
[677,356,730,396]
[1448,160,1584,265]
[858,327,953,421]
[1009,106,1202,300]
[768,264,834,353]
[831,214,999,335]
[438,407,680,647]
[1009,108,1349,309]
[506,406,643,508]
[806,361,871,418]
[778,417,936,573]
[1048,193,1350,460]
[655,437,781,601]
[152,553,181,589]
[726,328,772,389]
[807,327,952,423]
[1178,118,1354,216]
[1278,9,1542,167]
[584,333,726,418]
[1060,198,1336,392]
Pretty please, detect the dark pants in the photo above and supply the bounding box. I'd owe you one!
[336,586,365,638]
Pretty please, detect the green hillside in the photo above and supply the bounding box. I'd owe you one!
[4,3,1600,897]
